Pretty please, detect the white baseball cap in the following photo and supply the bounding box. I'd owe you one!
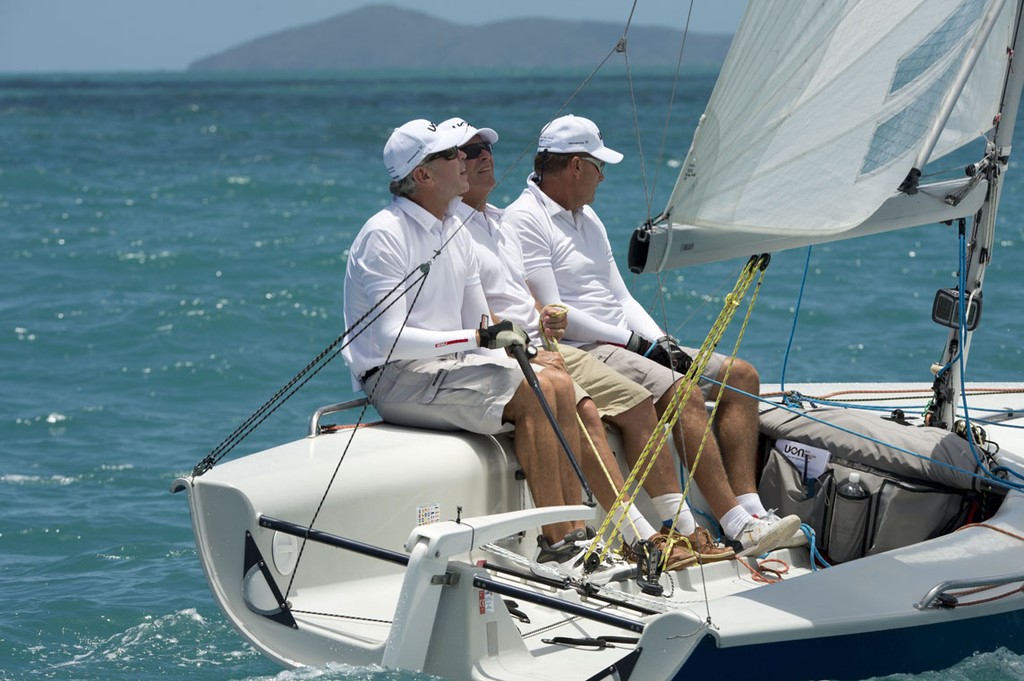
[383,119,474,181]
[439,117,499,145]
[537,114,623,164]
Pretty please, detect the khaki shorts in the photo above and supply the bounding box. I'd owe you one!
[363,353,529,434]
[583,343,725,403]
[559,345,649,418]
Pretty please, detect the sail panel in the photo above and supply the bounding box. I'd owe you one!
[663,0,1012,238]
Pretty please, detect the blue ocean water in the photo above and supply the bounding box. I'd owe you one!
[1,70,1022,681]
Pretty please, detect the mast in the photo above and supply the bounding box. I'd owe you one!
[929,0,1024,429]
[900,0,1010,193]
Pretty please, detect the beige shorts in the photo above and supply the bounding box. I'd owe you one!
[363,353,529,434]
[559,344,649,418]
[583,343,725,403]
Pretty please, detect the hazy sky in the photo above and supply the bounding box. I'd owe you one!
[0,0,747,73]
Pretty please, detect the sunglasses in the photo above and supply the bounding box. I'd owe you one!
[460,141,493,160]
[579,156,605,173]
[424,146,460,163]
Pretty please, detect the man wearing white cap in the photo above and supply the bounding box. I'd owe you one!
[342,118,627,581]
[446,116,733,571]
[502,114,802,556]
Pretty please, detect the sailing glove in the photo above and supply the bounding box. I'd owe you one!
[626,331,693,374]
[656,335,693,375]
[479,320,529,350]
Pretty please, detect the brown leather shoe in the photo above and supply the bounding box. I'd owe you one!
[622,534,696,571]
[649,533,698,570]
[661,525,735,563]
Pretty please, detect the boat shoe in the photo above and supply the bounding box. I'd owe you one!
[659,525,735,563]
[621,532,697,571]
[535,527,635,585]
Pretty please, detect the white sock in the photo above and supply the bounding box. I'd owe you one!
[737,493,768,518]
[616,505,657,545]
[720,505,755,540]
[651,493,696,535]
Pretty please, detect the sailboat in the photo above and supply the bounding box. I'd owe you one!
[174,1,1024,679]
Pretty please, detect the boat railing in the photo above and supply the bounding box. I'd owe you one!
[914,572,1024,609]
[259,511,646,634]
[308,398,369,437]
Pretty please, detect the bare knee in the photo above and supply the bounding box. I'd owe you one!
[658,378,700,410]
[722,358,759,394]
[536,366,573,401]
[608,398,657,434]
[577,397,602,429]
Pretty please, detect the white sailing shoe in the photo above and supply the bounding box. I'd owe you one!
[761,510,810,548]
[734,513,802,557]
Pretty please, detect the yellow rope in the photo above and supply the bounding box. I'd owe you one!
[539,334,644,544]
[665,256,770,541]
[590,255,769,565]
[572,397,644,540]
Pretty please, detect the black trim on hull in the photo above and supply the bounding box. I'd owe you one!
[676,608,1024,681]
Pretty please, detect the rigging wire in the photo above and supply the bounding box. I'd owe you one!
[192,264,431,476]
[779,246,812,398]
[283,265,436,600]
[647,1,696,329]
[621,0,696,334]
[648,0,695,218]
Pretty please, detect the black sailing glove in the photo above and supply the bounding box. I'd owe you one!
[479,320,529,350]
[625,330,671,368]
[656,335,693,375]
[626,330,692,374]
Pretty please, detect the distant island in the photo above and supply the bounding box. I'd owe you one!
[188,4,732,72]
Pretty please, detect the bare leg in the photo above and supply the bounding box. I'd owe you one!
[703,358,761,495]
[575,398,625,510]
[606,398,680,499]
[657,380,739,520]
[552,373,586,512]
[503,367,582,543]
[576,399,662,545]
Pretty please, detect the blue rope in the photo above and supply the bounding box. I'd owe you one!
[803,525,831,570]
[780,246,812,399]
[953,229,1024,485]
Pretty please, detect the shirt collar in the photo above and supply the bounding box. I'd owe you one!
[525,173,578,227]
[455,200,502,235]
[393,195,463,234]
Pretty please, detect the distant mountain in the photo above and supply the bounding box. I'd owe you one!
[188,5,732,72]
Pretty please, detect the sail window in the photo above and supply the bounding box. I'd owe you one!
[862,61,960,175]
[889,0,986,95]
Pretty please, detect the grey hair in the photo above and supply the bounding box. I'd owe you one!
[389,173,418,198]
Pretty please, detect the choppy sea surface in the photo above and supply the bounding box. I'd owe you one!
[2,69,1023,681]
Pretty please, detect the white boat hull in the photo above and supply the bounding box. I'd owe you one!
[174,382,1024,680]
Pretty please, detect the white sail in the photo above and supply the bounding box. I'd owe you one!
[662,0,1013,239]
